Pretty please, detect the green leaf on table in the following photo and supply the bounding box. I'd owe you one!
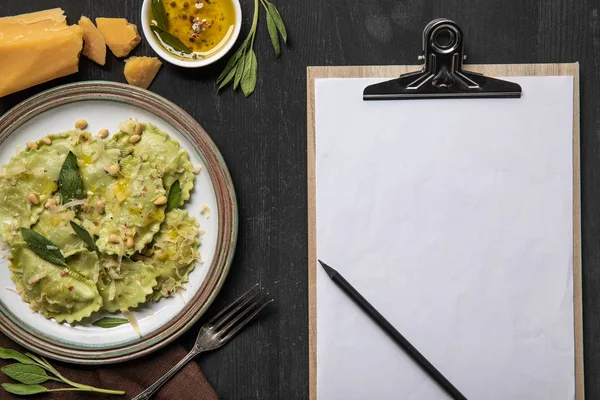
[21,229,67,267]
[218,67,237,90]
[151,0,169,31]
[69,221,98,253]
[233,50,246,90]
[166,180,181,213]
[217,48,244,84]
[1,364,50,385]
[2,383,48,396]
[151,26,193,54]
[265,9,281,57]
[0,349,35,365]
[58,151,83,204]
[241,50,258,97]
[267,3,287,43]
[92,317,129,329]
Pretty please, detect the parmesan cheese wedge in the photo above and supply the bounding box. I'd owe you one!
[124,57,162,89]
[0,8,66,38]
[79,16,106,66]
[0,9,83,98]
[96,18,141,58]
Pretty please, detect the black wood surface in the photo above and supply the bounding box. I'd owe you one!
[1,1,598,399]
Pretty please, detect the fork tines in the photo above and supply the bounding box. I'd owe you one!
[209,285,273,341]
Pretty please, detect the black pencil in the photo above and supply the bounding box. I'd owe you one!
[319,260,468,400]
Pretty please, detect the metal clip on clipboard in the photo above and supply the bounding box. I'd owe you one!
[363,18,522,100]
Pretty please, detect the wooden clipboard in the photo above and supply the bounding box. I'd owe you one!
[307,63,583,399]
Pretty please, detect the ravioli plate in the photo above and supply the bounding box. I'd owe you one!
[0,82,237,364]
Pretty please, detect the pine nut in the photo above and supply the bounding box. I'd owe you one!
[154,195,168,206]
[44,198,57,208]
[75,119,88,129]
[42,137,52,145]
[126,237,134,249]
[96,200,105,214]
[97,128,109,138]
[27,142,38,150]
[109,234,121,244]
[26,193,39,205]
[135,122,143,135]
[129,134,141,144]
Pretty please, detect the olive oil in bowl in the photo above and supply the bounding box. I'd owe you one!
[148,0,238,62]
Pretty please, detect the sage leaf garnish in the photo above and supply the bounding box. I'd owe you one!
[0,349,35,365]
[265,9,280,57]
[2,383,48,396]
[69,221,98,254]
[0,347,125,396]
[218,0,288,96]
[21,228,67,267]
[151,0,169,31]
[1,364,50,385]
[233,49,246,90]
[92,317,130,329]
[267,2,287,42]
[58,151,83,204]
[150,25,193,54]
[241,50,258,97]
[166,180,182,213]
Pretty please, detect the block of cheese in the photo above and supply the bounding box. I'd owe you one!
[96,18,141,58]
[124,57,162,89]
[0,8,66,38]
[0,21,83,98]
[79,16,106,66]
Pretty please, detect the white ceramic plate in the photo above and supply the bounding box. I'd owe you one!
[0,82,237,364]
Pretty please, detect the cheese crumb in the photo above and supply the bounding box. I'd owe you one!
[96,17,141,58]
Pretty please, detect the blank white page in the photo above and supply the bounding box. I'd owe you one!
[315,76,574,400]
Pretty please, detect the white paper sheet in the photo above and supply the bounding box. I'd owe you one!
[315,76,574,400]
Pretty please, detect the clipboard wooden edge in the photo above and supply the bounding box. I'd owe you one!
[307,63,583,400]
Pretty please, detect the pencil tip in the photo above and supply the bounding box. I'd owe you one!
[318,260,337,278]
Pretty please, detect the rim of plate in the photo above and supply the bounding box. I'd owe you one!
[0,81,238,364]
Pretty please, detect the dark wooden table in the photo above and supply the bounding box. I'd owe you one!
[1,1,599,398]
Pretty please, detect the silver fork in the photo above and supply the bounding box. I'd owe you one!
[132,285,273,400]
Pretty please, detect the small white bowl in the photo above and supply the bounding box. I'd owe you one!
[141,0,242,68]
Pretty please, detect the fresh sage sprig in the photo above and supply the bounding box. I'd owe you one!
[166,180,182,213]
[92,317,130,329]
[69,221,99,255]
[217,0,287,96]
[58,151,83,204]
[21,228,67,267]
[0,348,125,396]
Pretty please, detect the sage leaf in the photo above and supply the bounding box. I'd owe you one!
[58,151,83,204]
[0,349,35,365]
[151,0,169,31]
[166,180,181,213]
[241,50,258,97]
[217,49,244,84]
[218,67,237,90]
[92,317,129,328]
[21,228,67,267]
[151,25,192,54]
[2,383,48,396]
[69,221,97,253]
[1,364,49,385]
[233,50,246,90]
[266,9,281,57]
[268,3,287,43]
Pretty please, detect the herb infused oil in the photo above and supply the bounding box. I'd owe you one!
[150,0,236,59]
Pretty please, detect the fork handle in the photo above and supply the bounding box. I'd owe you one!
[132,349,200,400]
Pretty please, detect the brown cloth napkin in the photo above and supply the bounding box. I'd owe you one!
[0,332,217,400]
